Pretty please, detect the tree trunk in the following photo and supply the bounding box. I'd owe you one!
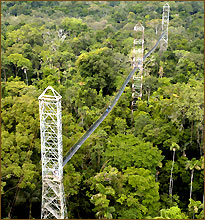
[155,26,158,35]
[97,148,100,169]
[24,68,29,85]
[169,150,175,201]
[8,186,20,218]
[148,87,150,101]
[58,69,61,84]
[191,121,194,145]
[37,71,40,80]
[190,169,194,200]
[4,69,6,82]
[201,128,204,156]
[155,169,159,182]
[197,128,203,156]
[29,201,32,219]
[197,128,200,147]
[15,65,18,77]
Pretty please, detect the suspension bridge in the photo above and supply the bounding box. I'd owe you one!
[39,3,170,219]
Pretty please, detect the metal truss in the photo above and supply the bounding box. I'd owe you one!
[39,86,67,219]
[131,23,144,113]
[160,3,170,52]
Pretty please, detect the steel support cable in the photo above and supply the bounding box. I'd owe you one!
[63,32,165,167]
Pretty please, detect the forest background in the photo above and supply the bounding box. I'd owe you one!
[1,1,204,219]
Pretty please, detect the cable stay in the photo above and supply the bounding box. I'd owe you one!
[63,32,165,167]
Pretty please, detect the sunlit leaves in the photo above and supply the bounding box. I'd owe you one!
[105,134,164,173]
[155,206,188,219]
[88,166,160,219]
[1,81,40,195]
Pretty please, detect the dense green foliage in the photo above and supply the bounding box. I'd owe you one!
[1,1,204,219]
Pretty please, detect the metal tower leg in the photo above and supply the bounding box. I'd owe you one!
[131,24,144,113]
[39,86,67,219]
[160,3,170,52]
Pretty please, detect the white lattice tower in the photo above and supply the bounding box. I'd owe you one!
[131,23,144,113]
[160,3,170,52]
[39,86,67,219]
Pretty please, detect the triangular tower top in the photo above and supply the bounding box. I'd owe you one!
[164,3,170,7]
[38,86,62,101]
[134,23,144,32]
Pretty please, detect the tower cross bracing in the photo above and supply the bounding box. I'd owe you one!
[131,23,144,113]
[160,3,170,51]
[38,4,171,218]
[39,86,67,219]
